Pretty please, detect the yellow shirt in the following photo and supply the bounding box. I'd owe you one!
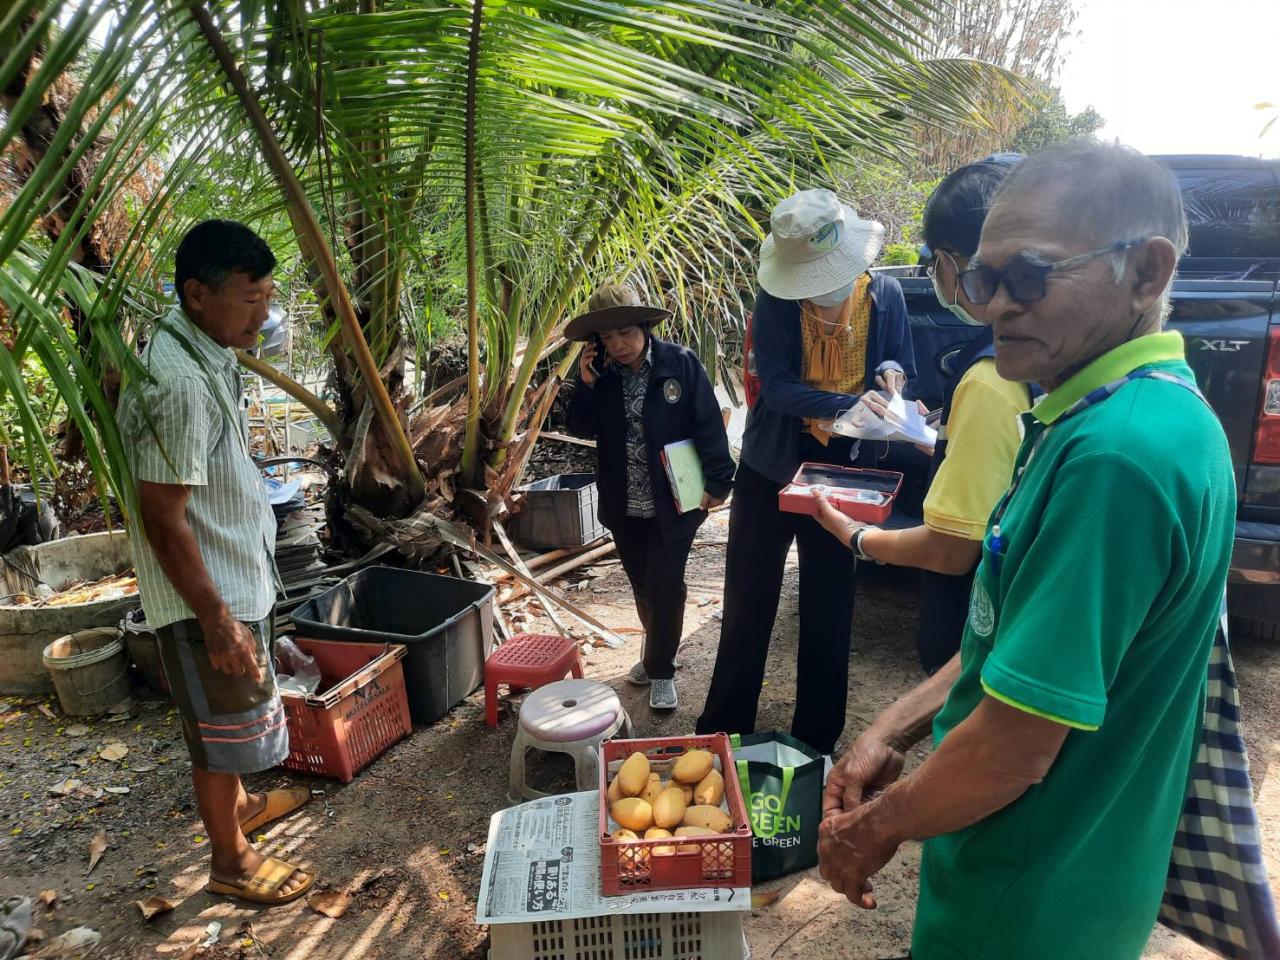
[922,358,1029,540]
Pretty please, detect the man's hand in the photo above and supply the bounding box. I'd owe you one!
[875,368,906,395]
[818,803,901,909]
[202,609,263,681]
[824,731,907,819]
[700,492,726,511]
[579,342,601,386]
[810,488,864,548]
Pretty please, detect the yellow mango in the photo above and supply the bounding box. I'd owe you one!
[652,786,688,829]
[674,825,717,852]
[693,769,725,806]
[607,774,624,804]
[672,749,714,784]
[682,804,732,833]
[644,827,675,856]
[611,797,654,832]
[680,785,694,806]
[640,774,664,805]
[611,828,639,842]
[617,752,651,796]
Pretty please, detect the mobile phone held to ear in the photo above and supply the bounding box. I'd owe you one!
[590,334,609,378]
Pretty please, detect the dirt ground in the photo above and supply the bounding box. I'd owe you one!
[1,510,1277,959]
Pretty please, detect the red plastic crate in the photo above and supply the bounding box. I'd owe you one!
[777,462,903,523]
[278,638,412,783]
[598,734,752,896]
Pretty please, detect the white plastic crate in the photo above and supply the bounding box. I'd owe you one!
[489,910,748,960]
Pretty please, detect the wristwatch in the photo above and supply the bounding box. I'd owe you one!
[852,526,884,564]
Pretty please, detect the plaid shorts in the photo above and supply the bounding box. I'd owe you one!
[156,614,289,774]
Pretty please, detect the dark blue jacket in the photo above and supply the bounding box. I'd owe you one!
[567,337,735,545]
[742,272,916,484]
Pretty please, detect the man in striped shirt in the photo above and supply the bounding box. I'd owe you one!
[118,220,313,905]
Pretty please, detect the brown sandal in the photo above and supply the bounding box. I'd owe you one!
[207,857,314,905]
[240,787,311,836]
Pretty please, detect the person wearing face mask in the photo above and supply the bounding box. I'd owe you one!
[695,189,915,756]
[810,155,1034,677]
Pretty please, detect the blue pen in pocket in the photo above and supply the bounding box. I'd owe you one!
[988,524,1006,575]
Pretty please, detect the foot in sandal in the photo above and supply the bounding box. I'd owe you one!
[207,848,314,905]
[239,787,311,836]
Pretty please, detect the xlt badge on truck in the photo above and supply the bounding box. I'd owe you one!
[1199,339,1249,352]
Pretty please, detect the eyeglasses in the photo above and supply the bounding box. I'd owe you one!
[959,238,1147,305]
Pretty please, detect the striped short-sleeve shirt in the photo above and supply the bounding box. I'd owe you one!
[118,307,278,629]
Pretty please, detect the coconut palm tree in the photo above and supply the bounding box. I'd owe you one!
[0,0,1018,546]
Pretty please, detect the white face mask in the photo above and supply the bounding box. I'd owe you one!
[930,261,985,327]
[807,281,853,308]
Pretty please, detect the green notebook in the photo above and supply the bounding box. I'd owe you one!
[661,439,705,513]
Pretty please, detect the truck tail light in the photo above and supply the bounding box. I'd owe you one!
[1254,326,1280,464]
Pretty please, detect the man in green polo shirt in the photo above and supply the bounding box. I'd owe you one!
[811,142,1235,958]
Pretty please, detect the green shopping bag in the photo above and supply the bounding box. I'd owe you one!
[730,732,824,882]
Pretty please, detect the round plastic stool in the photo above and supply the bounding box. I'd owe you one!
[509,678,632,801]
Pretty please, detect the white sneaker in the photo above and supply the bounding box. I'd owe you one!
[649,679,678,710]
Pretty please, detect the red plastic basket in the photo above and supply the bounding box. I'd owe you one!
[278,638,412,783]
[598,734,752,896]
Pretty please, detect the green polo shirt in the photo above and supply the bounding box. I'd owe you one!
[912,333,1235,959]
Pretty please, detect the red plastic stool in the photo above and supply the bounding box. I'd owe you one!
[485,633,583,727]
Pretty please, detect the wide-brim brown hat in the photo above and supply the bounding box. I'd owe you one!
[564,283,672,341]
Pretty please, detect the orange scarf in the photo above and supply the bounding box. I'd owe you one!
[800,274,872,444]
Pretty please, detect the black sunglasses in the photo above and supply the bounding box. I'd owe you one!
[959,238,1147,305]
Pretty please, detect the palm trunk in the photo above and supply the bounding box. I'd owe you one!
[458,0,486,486]
[189,2,424,506]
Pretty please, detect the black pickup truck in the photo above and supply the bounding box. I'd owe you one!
[880,155,1280,637]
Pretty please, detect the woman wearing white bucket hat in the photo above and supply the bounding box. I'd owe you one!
[696,189,915,755]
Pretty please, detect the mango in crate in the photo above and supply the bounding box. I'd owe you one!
[644,828,675,856]
[683,805,732,833]
[607,774,624,804]
[652,786,688,829]
[693,769,725,806]
[674,825,717,852]
[640,773,664,805]
[611,797,654,832]
[672,749,713,785]
[611,828,639,842]
[617,752,651,796]
[680,784,694,805]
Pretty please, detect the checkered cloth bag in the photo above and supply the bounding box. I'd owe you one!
[1159,601,1280,959]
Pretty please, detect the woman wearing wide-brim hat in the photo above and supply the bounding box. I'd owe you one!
[565,284,735,711]
[695,189,916,756]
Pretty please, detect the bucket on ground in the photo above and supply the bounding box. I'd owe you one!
[121,607,168,695]
[42,627,131,716]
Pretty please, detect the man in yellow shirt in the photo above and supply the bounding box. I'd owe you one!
[814,156,1032,675]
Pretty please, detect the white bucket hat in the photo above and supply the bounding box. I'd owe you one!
[758,189,885,301]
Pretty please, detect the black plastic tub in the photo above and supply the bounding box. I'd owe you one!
[290,566,495,725]
[508,473,606,549]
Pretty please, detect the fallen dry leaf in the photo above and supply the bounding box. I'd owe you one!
[99,742,128,762]
[65,724,89,737]
[131,762,157,773]
[751,889,782,909]
[38,704,56,721]
[308,889,352,918]
[134,896,177,921]
[48,778,83,796]
[87,830,107,874]
[104,786,130,795]
[38,889,58,909]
